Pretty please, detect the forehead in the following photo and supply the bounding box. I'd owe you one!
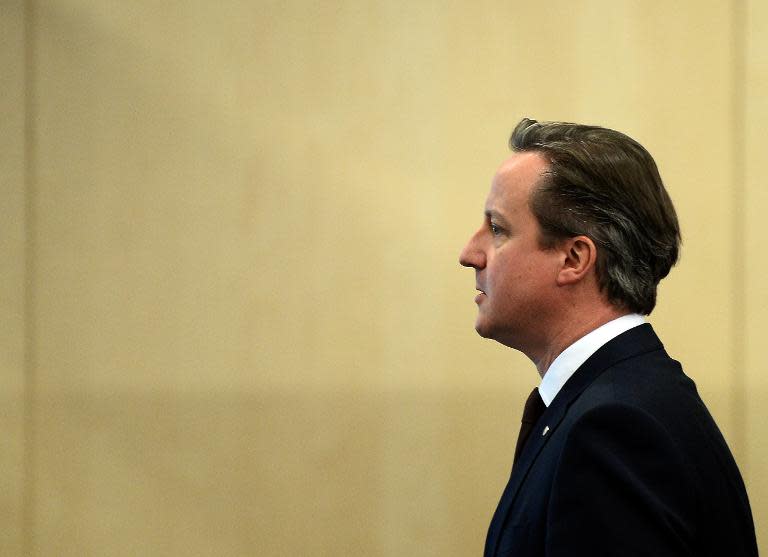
[487,151,549,209]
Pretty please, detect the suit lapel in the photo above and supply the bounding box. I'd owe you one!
[486,324,663,556]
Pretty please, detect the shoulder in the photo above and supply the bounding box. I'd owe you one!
[575,346,700,422]
[560,354,708,463]
[557,401,684,465]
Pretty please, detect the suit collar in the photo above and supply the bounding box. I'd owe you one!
[545,323,662,414]
[485,324,664,556]
[538,314,646,406]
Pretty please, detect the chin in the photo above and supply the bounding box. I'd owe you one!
[474,319,495,339]
[475,319,521,350]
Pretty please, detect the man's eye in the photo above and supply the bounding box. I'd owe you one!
[490,223,502,235]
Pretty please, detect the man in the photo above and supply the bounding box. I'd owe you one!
[459,118,757,557]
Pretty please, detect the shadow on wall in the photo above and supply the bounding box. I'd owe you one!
[32,389,517,556]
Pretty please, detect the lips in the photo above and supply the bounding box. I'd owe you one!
[474,288,486,304]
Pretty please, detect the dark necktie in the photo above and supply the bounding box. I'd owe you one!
[513,387,546,464]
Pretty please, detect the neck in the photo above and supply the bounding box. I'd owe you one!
[531,306,630,377]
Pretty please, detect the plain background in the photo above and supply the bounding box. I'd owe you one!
[2,1,767,555]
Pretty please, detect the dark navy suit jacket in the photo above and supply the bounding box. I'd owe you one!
[484,324,757,557]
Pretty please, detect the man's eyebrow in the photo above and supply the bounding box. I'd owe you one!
[484,209,509,225]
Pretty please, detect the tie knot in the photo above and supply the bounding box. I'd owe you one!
[521,387,546,425]
[513,387,547,465]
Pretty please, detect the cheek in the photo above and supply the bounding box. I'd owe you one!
[488,251,517,281]
[490,253,550,298]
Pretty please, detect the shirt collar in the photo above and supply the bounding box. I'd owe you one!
[537,314,646,407]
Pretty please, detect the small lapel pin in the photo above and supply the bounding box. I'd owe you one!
[542,426,550,436]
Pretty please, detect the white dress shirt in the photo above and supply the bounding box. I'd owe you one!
[538,314,646,407]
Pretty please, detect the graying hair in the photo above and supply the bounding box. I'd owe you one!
[510,118,680,314]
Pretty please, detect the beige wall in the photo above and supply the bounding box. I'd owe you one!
[2,1,765,555]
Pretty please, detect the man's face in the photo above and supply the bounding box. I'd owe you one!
[459,152,563,354]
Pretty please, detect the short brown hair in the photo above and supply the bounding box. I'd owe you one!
[510,118,680,314]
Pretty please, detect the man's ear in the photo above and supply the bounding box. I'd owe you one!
[556,235,597,286]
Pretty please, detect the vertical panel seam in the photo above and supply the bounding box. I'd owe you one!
[22,0,37,555]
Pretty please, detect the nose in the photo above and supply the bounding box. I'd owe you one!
[459,228,486,269]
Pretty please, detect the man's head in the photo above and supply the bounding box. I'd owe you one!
[460,118,680,357]
[510,118,680,315]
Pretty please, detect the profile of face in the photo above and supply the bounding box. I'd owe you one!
[459,151,564,354]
